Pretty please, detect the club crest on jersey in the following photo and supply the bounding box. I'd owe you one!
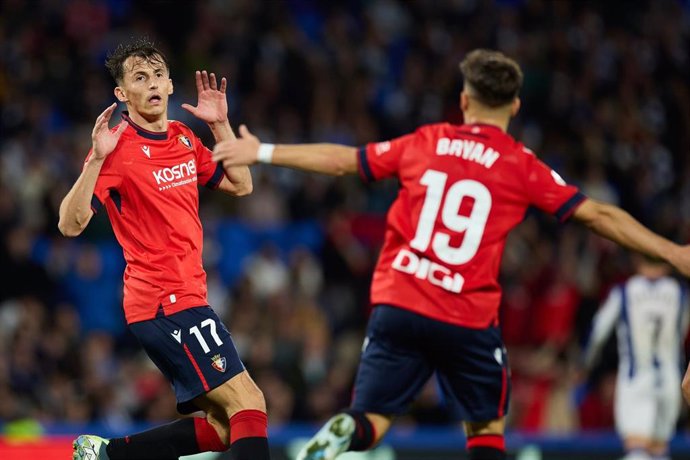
[178,135,193,150]
[211,354,226,373]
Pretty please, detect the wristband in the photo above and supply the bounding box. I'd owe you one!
[257,143,275,163]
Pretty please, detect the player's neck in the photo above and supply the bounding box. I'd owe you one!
[463,112,509,132]
[126,110,168,133]
[638,266,670,279]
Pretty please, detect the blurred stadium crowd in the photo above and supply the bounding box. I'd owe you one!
[1,0,690,436]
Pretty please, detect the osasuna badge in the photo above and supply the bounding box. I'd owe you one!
[178,135,193,149]
[211,354,226,373]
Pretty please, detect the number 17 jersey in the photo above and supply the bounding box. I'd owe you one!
[358,123,586,328]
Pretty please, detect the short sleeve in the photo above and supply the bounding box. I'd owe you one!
[85,149,122,214]
[194,135,224,190]
[523,153,586,222]
[357,132,417,183]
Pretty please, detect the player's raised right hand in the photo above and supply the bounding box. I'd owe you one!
[91,103,128,160]
[212,124,261,167]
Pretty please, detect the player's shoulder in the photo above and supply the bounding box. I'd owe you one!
[626,274,682,292]
[516,143,536,157]
[168,119,194,135]
[168,120,201,146]
[103,121,135,160]
[110,120,128,132]
[603,280,626,298]
[416,122,453,132]
[401,122,452,141]
[409,122,476,147]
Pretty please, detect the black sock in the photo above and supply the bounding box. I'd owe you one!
[106,418,199,460]
[468,446,506,460]
[344,410,375,451]
[230,437,270,460]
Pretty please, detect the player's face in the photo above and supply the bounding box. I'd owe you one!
[115,55,173,120]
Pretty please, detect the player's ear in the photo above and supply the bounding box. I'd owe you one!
[114,86,127,103]
[168,79,174,95]
[460,91,470,112]
[510,97,521,117]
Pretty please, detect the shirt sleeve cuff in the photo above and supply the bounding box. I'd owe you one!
[205,163,225,190]
[90,195,103,214]
[357,146,375,183]
[555,191,587,222]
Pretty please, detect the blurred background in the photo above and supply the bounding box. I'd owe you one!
[1,0,690,458]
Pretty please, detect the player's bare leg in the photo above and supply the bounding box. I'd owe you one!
[193,403,230,450]
[296,411,392,460]
[464,418,506,460]
[78,371,267,460]
[649,439,670,460]
[193,370,270,459]
[621,436,652,460]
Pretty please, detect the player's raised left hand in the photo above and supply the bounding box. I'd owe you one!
[213,124,261,167]
[182,70,228,125]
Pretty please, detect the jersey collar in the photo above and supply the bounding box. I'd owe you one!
[465,122,504,132]
[121,112,168,140]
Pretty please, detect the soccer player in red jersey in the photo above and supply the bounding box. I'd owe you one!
[213,49,690,460]
[59,38,270,460]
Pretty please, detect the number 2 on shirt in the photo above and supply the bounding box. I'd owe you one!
[410,170,492,265]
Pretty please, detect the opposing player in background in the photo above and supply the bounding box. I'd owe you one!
[59,38,270,460]
[584,255,688,460]
[214,49,690,460]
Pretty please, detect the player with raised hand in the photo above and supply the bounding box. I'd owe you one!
[60,37,270,460]
[92,103,129,159]
[57,103,129,224]
[213,49,690,460]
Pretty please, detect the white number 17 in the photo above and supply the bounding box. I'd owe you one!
[189,318,223,354]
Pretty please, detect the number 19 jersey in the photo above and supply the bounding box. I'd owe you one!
[358,123,586,328]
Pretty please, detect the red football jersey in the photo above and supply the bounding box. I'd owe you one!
[358,123,586,328]
[86,113,225,324]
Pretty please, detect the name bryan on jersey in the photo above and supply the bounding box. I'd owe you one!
[436,138,500,168]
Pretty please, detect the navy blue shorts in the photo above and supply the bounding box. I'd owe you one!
[129,306,245,414]
[351,305,510,422]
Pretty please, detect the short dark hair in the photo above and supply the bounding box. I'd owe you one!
[459,49,523,107]
[105,37,169,84]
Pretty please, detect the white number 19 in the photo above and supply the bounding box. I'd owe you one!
[410,170,492,265]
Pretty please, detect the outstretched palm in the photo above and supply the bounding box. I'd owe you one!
[212,124,261,167]
[92,103,127,160]
[181,70,228,124]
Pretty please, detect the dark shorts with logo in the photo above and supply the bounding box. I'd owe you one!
[351,305,510,422]
[129,306,244,414]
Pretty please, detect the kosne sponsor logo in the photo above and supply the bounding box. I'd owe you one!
[153,160,197,185]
